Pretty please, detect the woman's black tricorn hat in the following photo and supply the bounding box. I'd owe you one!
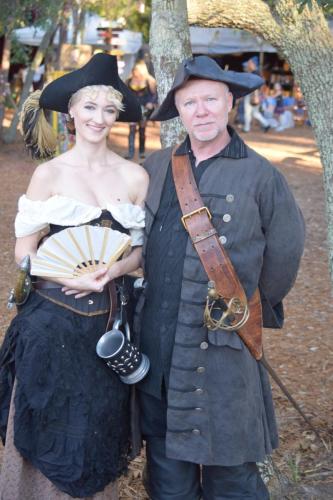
[151,55,264,121]
[39,52,142,122]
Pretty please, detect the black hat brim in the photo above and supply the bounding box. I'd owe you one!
[39,53,142,122]
[151,55,264,121]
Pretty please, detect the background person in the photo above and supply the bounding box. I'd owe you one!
[242,57,270,133]
[292,85,308,125]
[125,60,157,160]
[0,53,148,499]
[271,82,295,132]
[260,84,279,129]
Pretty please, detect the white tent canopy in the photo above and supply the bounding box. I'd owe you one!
[13,14,142,55]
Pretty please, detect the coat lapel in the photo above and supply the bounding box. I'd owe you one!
[144,147,172,236]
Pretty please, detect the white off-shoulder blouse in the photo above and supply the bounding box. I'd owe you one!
[15,195,145,246]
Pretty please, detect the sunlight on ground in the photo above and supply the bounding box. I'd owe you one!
[110,121,322,172]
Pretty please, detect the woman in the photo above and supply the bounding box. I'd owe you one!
[125,60,157,160]
[0,53,149,499]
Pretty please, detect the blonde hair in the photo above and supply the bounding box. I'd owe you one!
[19,85,125,158]
[19,90,57,160]
[132,61,150,79]
[68,85,125,117]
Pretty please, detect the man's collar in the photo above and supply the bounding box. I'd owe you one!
[175,126,248,160]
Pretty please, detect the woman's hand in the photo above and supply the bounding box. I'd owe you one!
[61,247,143,299]
[62,267,110,298]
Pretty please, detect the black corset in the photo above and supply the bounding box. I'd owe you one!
[48,209,130,237]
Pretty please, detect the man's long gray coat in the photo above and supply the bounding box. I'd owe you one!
[137,143,305,466]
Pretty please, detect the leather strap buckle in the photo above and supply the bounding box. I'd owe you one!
[181,206,212,231]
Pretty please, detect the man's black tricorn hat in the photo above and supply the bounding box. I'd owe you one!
[151,55,264,121]
[39,52,142,122]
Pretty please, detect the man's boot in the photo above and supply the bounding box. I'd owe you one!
[126,124,136,159]
[139,125,146,159]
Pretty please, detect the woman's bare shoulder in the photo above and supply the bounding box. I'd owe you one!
[113,154,149,182]
[126,159,148,179]
[26,154,67,200]
[126,161,149,195]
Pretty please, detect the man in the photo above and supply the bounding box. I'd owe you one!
[242,57,270,133]
[136,55,305,499]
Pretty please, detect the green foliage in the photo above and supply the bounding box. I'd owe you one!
[0,0,61,36]
[286,453,302,483]
[265,0,333,15]
[89,0,152,41]
[10,34,33,65]
[125,1,152,42]
[296,0,333,13]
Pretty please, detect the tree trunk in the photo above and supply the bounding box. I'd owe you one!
[54,3,71,70]
[0,35,12,139]
[188,0,333,290]
[150,0,192,147]
[3,21,60,144]
[72,4,85,45]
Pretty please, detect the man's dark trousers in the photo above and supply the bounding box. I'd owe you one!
[140,391,270,500]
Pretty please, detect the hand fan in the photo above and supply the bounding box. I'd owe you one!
[31,225,131,278]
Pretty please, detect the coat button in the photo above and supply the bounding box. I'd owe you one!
[226,194,234,203]
[192,429,201,436]
[219,235,227,245]
[200,341,209,350]
[197,366,205,373]
[195,388,204,395]
[223,213,231,223]
[195,407,203,411]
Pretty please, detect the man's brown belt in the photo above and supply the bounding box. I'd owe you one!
[171,150,263,360]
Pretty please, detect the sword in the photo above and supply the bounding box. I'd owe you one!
[260,355,322,442]
[205,282,322,442]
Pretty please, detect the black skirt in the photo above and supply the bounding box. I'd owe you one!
[0,290,130,498]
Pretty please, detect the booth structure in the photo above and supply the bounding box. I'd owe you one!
[190,26,293,90]
[13,13,143,80]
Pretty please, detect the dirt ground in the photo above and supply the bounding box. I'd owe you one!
[0,119,332,499]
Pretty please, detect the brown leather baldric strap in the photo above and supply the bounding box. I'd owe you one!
[172,150,263,360]
[106,280,118,332]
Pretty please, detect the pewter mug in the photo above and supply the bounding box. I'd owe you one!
[96,315,150,384]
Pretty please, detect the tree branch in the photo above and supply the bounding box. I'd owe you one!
[187,0,284,47]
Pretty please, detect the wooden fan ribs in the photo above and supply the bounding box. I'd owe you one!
[99,227,110,265]
[85,225,97,271]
